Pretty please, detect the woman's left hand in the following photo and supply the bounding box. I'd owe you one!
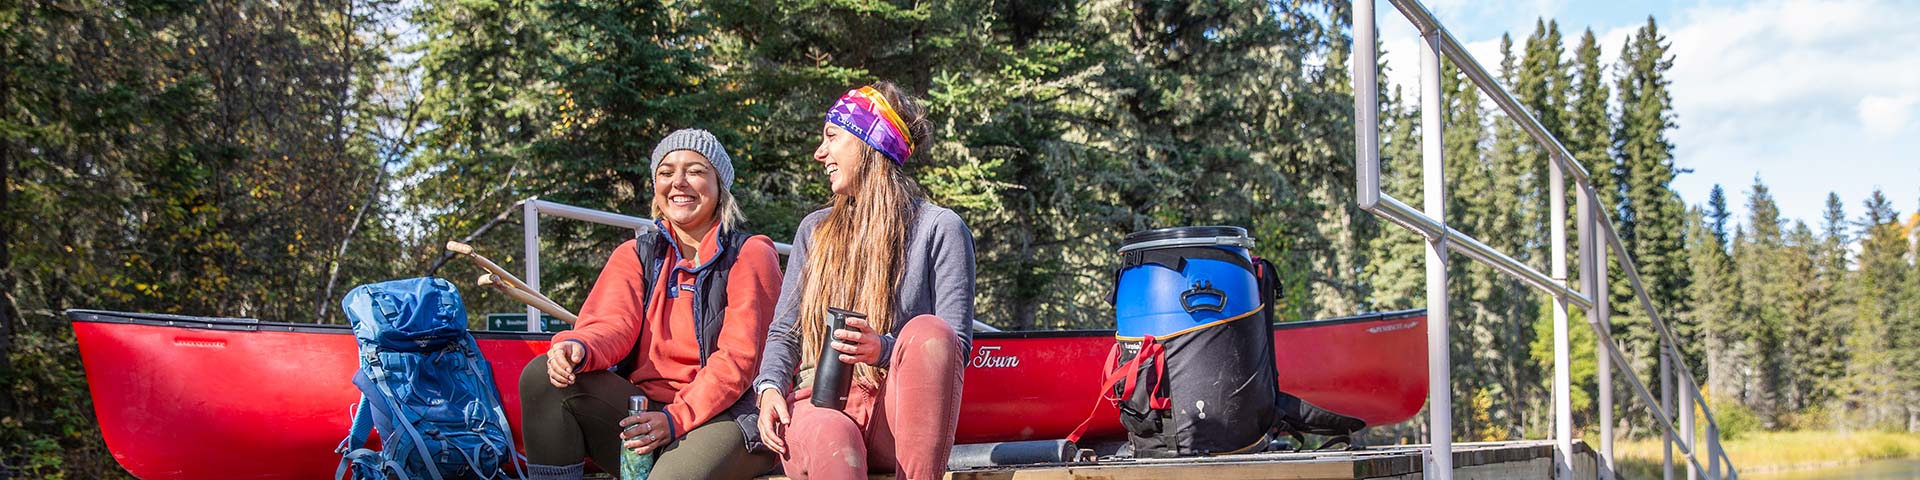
[619,411,672,454]
[832,317,885,365]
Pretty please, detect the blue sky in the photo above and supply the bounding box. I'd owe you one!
[1372,0,1920,234]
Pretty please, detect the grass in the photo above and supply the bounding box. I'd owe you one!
[1613,430,1920,476]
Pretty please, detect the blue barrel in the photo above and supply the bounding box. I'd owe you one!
[1114,226,1260,340]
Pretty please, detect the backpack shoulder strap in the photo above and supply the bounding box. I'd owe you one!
[458,337,529,479]
[338,396,376,454]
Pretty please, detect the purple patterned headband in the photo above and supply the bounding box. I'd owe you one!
[825,86,914,165]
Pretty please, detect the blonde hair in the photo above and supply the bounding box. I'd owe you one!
[797,81,933,385]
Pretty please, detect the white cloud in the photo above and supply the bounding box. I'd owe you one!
[1857,94,1919,135]
[1363,0,1920,226]
[1664,0,1920,224]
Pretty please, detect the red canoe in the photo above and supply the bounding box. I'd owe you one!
[68,308,1427,479]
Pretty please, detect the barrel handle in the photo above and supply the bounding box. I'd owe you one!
[1180,281,1226,314]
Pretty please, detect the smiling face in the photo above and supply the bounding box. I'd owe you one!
[653,150,721,234]
[814,124,872,196]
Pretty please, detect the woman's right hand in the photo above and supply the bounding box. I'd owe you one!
[755,387,790,455]
[546,341,586,388]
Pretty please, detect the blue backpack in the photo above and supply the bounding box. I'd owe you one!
[336,277,526,480]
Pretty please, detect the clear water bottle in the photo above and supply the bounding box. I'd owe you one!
[621,395,655,480]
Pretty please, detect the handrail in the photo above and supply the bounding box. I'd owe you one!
[1353,0,1737,478]
[517,197,795,331]
[511,198,1008,336]
[1362,193,1594,310]
[520,197,795,255]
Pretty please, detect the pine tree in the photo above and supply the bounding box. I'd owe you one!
[1686,202,1738,404]
[1808,193,1854,418]
[1611,18,1689,390]
[1708,186,1732,245]
[1734,177,1788,420]
[1438,54,1502,439]
[1780,220,1832,414]
[1516,20,1567,245]
[1367,84,1427,311]
[1567,28,1616,221]
[1486,34,1544,436]
[1846,189,1907,428]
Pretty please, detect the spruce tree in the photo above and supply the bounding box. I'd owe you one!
[1810,193,1854,416]
[1847,190,1906,428]
[1567,29,1616,220]
[1367,85,1427,311]
[1516,20,1567,247]
[1734,177,1787,419]
[1780,221,1829,413]
[1611,18,1688,381]
[1488,34,1544,435]
[1686,202,1739,403]
[1708,185,1732,245]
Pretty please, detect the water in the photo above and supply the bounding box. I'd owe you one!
[1750,459,1920,479]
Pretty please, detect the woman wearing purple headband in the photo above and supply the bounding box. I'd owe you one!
[751,81,976,480]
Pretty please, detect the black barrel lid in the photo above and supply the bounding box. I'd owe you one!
[1119,226,1254,252]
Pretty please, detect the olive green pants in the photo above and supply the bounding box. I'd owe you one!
[519,354,777,480]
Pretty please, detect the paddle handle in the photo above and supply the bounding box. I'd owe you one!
[478,273,579,324]
[447,241,538,294]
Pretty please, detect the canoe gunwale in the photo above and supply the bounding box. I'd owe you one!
[64,308,1428,339]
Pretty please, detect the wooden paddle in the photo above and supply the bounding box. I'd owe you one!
[448,241,578,325]
[477,273,578,324]
[446,241,539,293]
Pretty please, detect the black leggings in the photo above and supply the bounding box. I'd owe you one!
[518,354,775,479]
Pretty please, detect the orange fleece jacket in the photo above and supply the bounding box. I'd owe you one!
[552,227,780,438]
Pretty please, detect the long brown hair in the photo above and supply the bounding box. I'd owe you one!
[797,81,933,385]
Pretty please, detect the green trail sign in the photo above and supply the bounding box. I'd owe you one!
[486,313,571,332]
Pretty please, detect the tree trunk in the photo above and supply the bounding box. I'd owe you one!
[1896,403,1912,433]
[0,61,17,417]
[316,167,385,324]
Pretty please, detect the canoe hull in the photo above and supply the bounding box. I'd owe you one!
[68,309,1425,479]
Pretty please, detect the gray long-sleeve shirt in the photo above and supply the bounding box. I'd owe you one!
[753,200,976,396]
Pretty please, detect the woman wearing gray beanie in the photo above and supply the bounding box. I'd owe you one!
[520,128,782,479]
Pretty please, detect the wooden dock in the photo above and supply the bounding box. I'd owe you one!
[759,440,1600,480]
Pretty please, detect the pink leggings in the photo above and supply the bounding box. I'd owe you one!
[780,315,965,480]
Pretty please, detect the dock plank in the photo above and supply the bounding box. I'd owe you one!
[755,440,1598,480]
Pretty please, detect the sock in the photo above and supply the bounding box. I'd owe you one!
[526,461,584,480]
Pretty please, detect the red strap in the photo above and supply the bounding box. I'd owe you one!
[1066,343,1124,444]
[1110,336,1162,403]
[1068,336,1175,444]
[1145,342,1171,410]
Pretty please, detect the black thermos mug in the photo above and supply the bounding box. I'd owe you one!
[811,307,866,410]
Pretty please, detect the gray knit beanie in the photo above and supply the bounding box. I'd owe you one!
[649,129,735,188]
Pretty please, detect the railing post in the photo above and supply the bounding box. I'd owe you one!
[1684,380,1698,480]
[1354,0,1380,211]
[524,200,542,332]
[1551,147,1572,480]
[1575,179,1597,479]
[1353,3,1737,478]
[1596,204,1614,478]
[1708,420,1722,480]
[1421,23,1454,480]
[1663,343,1675,480]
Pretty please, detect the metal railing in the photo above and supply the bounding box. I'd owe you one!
[1351,1,1738,478]
[511,197,1003,334]
[515,197,793,330]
